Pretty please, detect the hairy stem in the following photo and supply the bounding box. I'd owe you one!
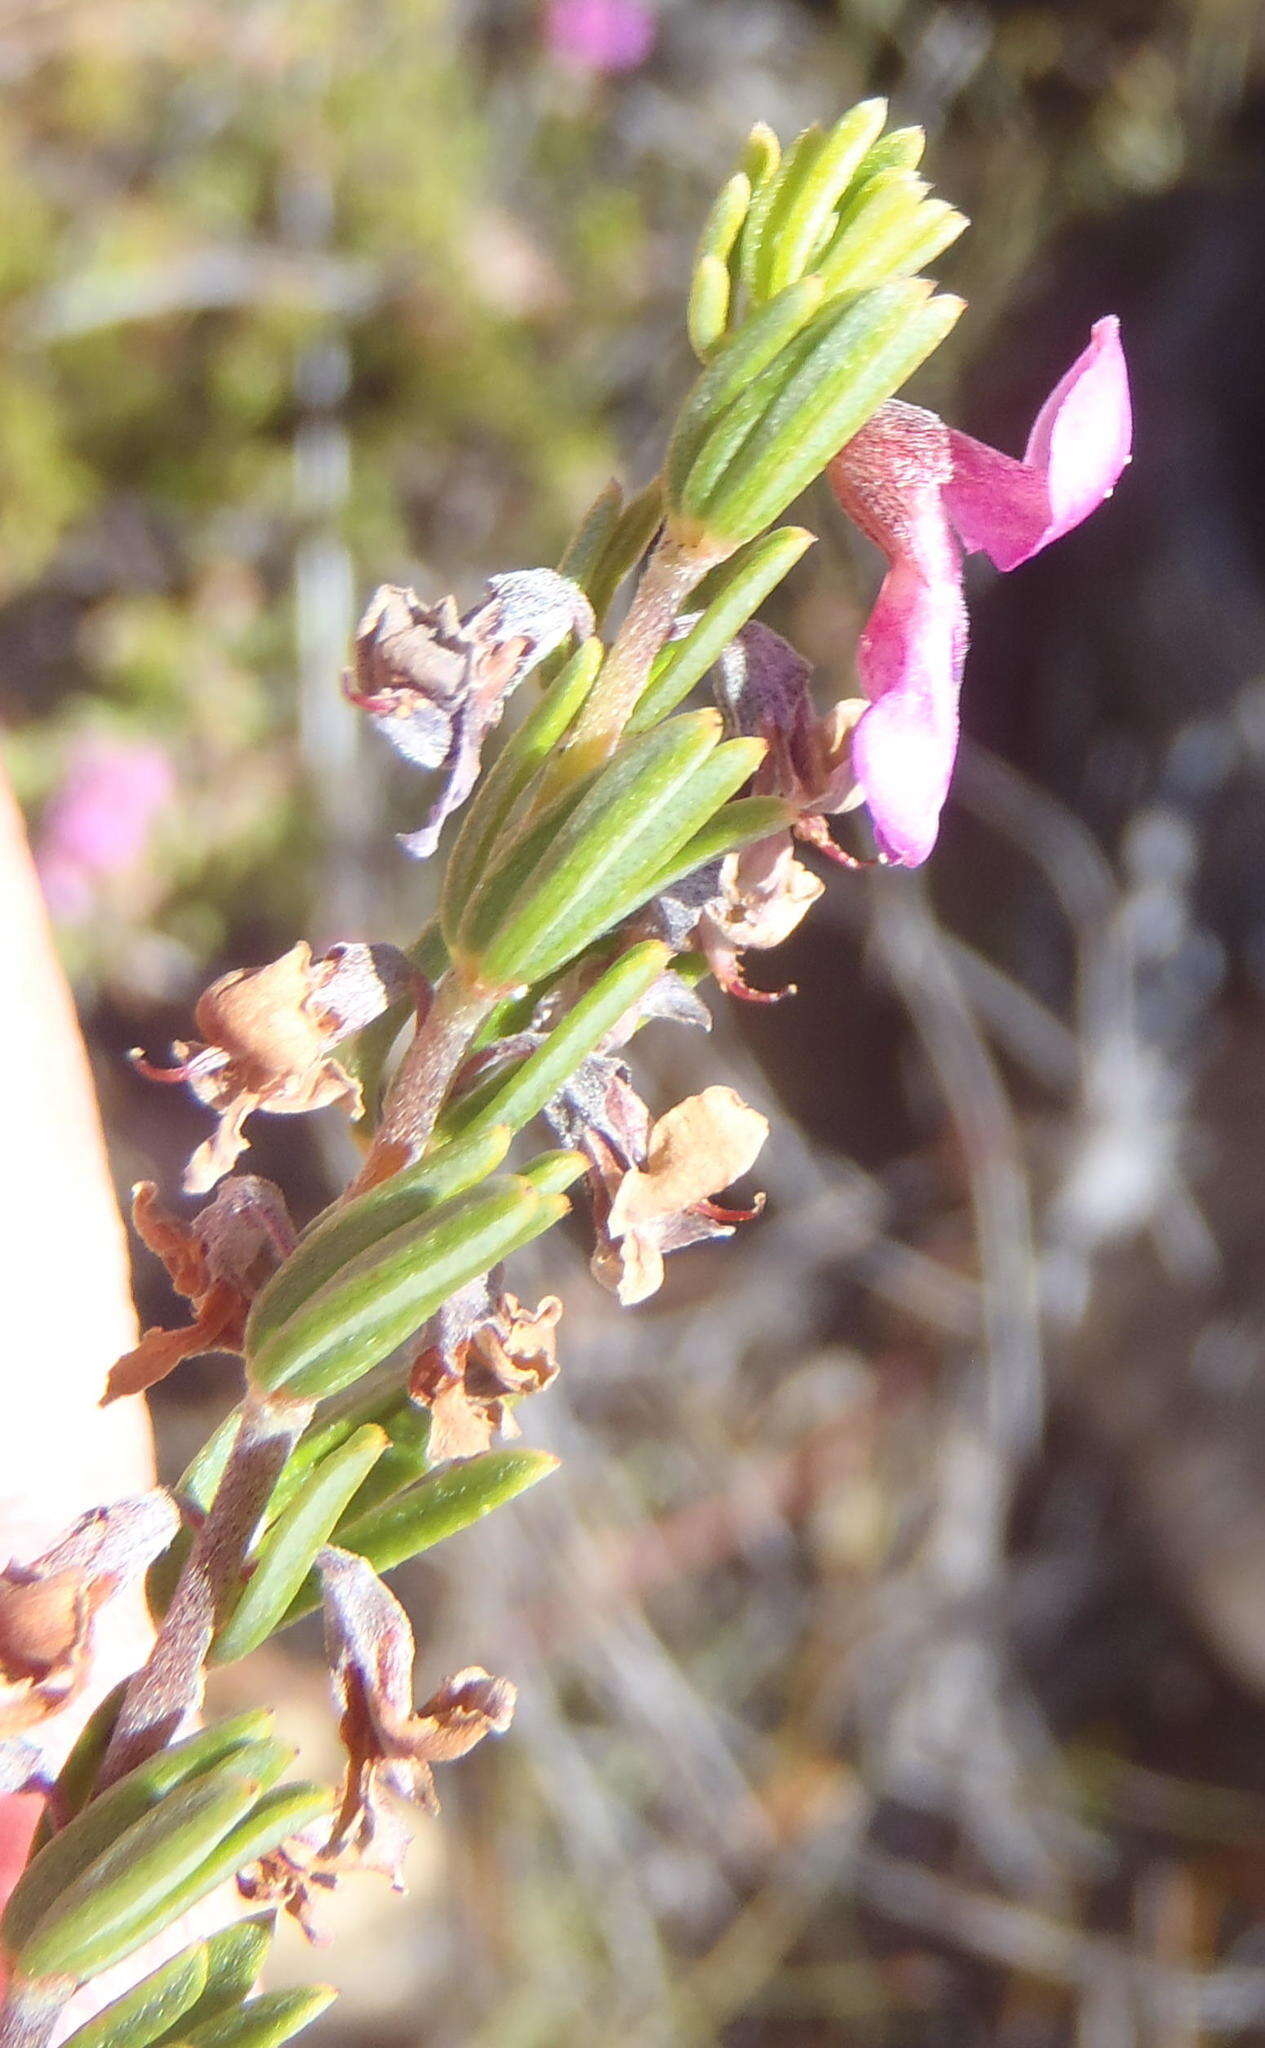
[562,533,717,768]
[350,970,497,1194]
[99,1393,313,1789]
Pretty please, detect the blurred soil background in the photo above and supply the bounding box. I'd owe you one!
[7,0,1265,2041]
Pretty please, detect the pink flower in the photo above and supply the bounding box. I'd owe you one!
[828,317,1132,865]
[544,0,656,75]
[35,738,175,919]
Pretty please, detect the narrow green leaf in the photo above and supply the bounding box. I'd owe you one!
[92,1784,332,1989]
[815,169,928,294]
[557,477,623,588]
[770,98,890,296]
[696,284,964,544]
[248,1175,558,1400]
[444,751,609,962]
[245,1124,513,1360]
[584,476,665,623]
[688,255,731,362]
[752,123,825,300]
[845,198,967,291]
[179,1987,337,2048]
[156,1919,274,2038]
[327,1396,431,1516]
[694,168,751,272]
[852,124,925,181]
[736,120,793,298]
[18,1749,291,1982]
[666,276,825,502]
[441,637,604,922]
[504,736,768,988]
[447,941,672,1145]
[58,1941,210,2048]
[516,1149,587,1197]
[42,1681,127,1832]
[1,1712,276,1956]
[464,711,725,983]
[281,1448,560,1626]
[630,527,814,730]
[210,1425,389,1664]
[640,794,796,900]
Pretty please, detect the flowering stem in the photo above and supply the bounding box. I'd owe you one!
[99,1393,313,1789]
[351,970,497,1193]
[559,533,718,772]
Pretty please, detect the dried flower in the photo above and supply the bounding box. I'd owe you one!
[347,570,593,858]
[544,0,656,74]
[551,1070,769,1304]
[318,1547,516,1886]
[104,1177,295,1403]
[132,940,421,1193]
[0,1495,178,1739]
[408,1282,562,1463]
[828,317,1132,865]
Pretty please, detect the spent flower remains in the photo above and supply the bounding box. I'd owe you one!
[0,101,1130,2048]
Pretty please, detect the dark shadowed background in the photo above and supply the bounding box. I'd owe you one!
[7,1,1265,2041]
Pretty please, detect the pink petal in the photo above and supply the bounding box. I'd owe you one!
[851,554,968,866]
[944,317,1132,571]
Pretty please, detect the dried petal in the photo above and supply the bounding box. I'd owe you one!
[409,1288,562,1463]
[133,940,418,1192]
[317,1547,515,1886]
[104,1177,294,1403]
[349,571,593,860]
[609,1086,769,1233]
[0,1493,178,1739]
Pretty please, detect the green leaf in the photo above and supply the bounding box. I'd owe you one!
[17,1747,293,1983]
[178,1987,337,2048]
[90,1784,332,1993]
[245,1123,513,1361]
[851,124,925,182]
[442,940,673,1146]
[280,1446,560,1627]
[766,98,891,296]
[248,1175,572,1401]
[687,255,731,363]
[666,277,825,503]
[815,169,929,294]
[557,477,623,589]
[58,1941,210,2048]
[154,1920,274,2039]
[583,476,665,623]
[441,636,604,921]
[689,283,964,545]
[496,737,768,990]
[515,1149,587,1198]
[638,794,796,900]
[750,123,827,300]
[630,527,814,730]
[456,710,725,982]
[1,1712,276,1956]
[41,1681,127,1833]
[210,1425,389,1664]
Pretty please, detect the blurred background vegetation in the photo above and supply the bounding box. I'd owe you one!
[8,0,1265,2041]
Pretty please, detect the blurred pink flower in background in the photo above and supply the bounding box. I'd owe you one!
[544,0,656,74]
[35,736,175,919]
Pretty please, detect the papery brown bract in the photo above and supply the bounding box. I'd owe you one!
[317,1547,516,1887]
[103,1177,295,1403]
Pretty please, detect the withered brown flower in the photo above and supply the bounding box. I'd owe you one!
[132,939,421,1193]
[408,1281,562,1463]
[0,1493,178,1740]
[317,1546,516,1887]
[551,1069,769,1305]
[348,569,594,859]
[104,1176,295,1403]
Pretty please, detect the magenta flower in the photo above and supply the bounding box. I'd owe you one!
[828,317,1132,865]
[544,0,656,75]
[36,737,175,919]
